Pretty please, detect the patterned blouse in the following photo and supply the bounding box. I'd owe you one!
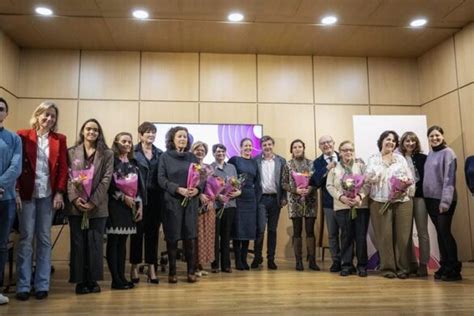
[282,158,317,218]
[365,152,415,203]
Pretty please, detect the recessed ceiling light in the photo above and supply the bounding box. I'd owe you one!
[35,7,53,16]
[321,16,338,25]
[410,18,427,27]
[228,12,244,22]
[133,9,149,19]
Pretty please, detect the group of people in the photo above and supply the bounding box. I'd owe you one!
[0,98,471,306]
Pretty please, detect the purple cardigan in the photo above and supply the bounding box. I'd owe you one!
[423,147,457,210]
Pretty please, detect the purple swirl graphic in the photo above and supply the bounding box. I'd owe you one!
[218,124,262,159]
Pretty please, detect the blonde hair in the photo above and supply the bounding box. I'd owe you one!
[191,141,208,155]
[29,101,59,132]
[338,140,354,151]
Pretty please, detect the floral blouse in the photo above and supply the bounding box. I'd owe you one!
[282,158,317,218]
[365,152,415,203]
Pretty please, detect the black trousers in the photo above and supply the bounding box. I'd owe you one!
[212,207,235,270]
[106,234,129,285]
[254,195,281,261]
[129,193,162,265]
[335,209,370,268]
[69,216,107,284]
[166,239,196,276]
[425,198,461,273]
[292,217,315,238]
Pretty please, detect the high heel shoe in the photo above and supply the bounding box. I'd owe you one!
[147,271,160,284]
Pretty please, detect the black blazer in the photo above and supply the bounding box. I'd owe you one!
[411,153,427,198]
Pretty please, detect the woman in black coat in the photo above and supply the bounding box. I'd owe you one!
[158,126,200,284]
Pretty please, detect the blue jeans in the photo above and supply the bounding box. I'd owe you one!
[0,199,16,286]
[16,196,53,292]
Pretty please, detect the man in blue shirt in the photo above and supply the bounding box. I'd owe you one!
[0,97,22,305]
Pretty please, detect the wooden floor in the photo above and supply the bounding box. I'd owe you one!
[3,260,474,315]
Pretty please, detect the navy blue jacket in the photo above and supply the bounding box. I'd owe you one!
[310,152,339,209]
[466,156,474,194]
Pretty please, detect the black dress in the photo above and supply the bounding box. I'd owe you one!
[158,150,200,242]
[228,156,261,240]
[107,158,143,235]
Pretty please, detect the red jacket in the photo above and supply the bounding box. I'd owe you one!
[17,129,68,200]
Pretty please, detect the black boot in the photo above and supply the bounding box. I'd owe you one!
[307,237,320,271]
[167,241,178,283]
[294,237,304,271]
[185,239,197,283]
[241,241,250,270]
[233,240,244,270]
[251,233,264,269]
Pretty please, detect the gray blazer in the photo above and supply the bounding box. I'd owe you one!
[255,154,287,208]
[66,145,114,218]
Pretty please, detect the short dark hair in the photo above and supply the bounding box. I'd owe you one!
[138,121,157,135]
[377,130,399,151]
[399,131,422,155]
[212,143,227,153]
[427,125,444,137]
[240,138,252,147]
[260,135,275,145]
[112,132,134,160]
[0,97,8,113]
[290,139,306,157]
[165,126,191,151]
[77,118,109,151]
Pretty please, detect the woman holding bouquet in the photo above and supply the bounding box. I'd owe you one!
[16,101,68,301]
[106,132,143,290]
[67,118,114,294]
[366,130,414,279]
[326,141,369,277]
[399,131,429,277]
[158,126,200,283]
[192,141,215,277]
[423,126,461,281]
[228,138,261,271]
[282,139,319,271]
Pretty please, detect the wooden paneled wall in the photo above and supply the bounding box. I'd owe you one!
[1,23,472,261]
[419,22,474,260]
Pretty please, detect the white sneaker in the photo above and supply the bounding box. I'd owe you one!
[0,294,9,305]
[195,271,202,277]
[201,270,209,276]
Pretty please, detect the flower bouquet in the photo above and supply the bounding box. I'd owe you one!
[291,170,311,212]
[379,174,413,215]
[181,163,213,207]
[113,172,138,220]
[340,174,365,219]
[216,174,246,218]
[199,175,226,213]
[69,159,95,229]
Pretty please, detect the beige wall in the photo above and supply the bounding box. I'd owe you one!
[419,22,474,260]
[2,23,472,261]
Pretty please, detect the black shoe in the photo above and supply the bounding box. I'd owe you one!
[87,281,101,293]
[111,282,131,290]
[75,283,90,295]
[147,276,160,284]
[267,260,278,270]
[309,259,321,271]
[441,271,462,282]
[340,270,350,277]
[397,273,408,279]
[434,266,446,280]
[16,292,30,301]
[35,291,48,300]
[296,260,304,271]
[358,267,368,277]
[131,278,140,284]
[251,258,262,269]
[242,262,250,270]
[329,261,341,273]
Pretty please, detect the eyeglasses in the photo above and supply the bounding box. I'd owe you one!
[319,140,333,146]
[340,148,354,152]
